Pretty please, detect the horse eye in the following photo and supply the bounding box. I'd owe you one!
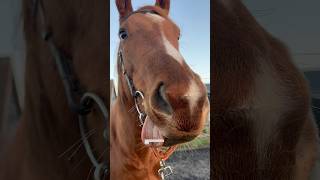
[119,29,128,40]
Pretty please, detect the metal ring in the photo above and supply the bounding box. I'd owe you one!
[134,91,145,99]
[134,91,144,115]
[78,92,108,178]
[134,91,146,125]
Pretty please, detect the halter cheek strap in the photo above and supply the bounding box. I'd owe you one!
[118,50,135,96]
[118,49,147,126]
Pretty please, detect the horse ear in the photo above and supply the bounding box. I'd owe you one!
[116,0,133,19]
[155,0,170,14]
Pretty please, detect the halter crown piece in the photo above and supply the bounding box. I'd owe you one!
[32,0,109,179]
[118,9,177,180]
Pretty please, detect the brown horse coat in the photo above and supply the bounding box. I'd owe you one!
[212,0,319,179]
[0,0,109,179]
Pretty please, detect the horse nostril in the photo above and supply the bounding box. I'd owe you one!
[153,83,173,115]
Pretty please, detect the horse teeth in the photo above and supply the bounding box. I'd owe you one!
[144,139,164,145]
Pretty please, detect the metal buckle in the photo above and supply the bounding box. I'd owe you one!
[158,160,173,180]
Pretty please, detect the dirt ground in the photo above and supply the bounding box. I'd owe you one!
[166,148,210,180]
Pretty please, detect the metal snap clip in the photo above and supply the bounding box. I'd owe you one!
[158,159,173,180]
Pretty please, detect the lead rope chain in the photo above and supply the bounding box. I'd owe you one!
[152,146,176,180]
[159,159,173,180]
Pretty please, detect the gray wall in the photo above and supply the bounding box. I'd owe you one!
[0,0,25,108]
[244,0,320,71]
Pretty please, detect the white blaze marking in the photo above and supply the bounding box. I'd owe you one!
[249,61,289,169]
[161,32,184,64]
[185,80,202,111]
[145,13,184,64]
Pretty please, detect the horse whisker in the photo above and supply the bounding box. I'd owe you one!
[58,129,96,158]
[71,152,92,172]
[67,141,85,161]
[86,166,95,180]
[128,105,136,113]
[68,130,98,160]
[128,101,143,113]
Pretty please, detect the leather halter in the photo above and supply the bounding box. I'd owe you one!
[117,9,163,125]
[32,0,108,179]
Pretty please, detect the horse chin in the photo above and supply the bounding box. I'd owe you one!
[162,134,198,147]
[144,135,197,147]
[143,110,204,148]
[141,117,198,148]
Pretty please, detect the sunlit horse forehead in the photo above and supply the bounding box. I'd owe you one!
[119,6,183,64]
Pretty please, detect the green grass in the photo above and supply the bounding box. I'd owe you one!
[177,124,210,151]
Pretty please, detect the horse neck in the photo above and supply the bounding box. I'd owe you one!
[111,80,159,168]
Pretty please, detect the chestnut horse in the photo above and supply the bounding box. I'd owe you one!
[0,0,109,180]
[213,0,319,179]
[111,0,209,179]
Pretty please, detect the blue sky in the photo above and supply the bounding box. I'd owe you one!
[110,0,210,83]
